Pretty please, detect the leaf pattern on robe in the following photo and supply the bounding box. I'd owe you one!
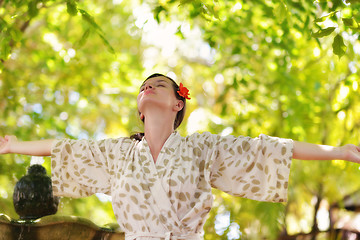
[51,132,293,239]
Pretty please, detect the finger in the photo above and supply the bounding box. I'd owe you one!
[355,154,360,163]
[4,135,14,141]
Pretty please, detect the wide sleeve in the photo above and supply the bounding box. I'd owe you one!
[209,133,293,202]
[50,138,129,198]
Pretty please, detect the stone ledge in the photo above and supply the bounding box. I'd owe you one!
[0,214,124,240]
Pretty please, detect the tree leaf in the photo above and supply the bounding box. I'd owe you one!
[344,0,360,3]
[153,5,166,23]
[273,1,288,24]
[9,27,22,42]
[0,38,11,60]
[202,2,219,20]
[28,0,39,18]
[175,26,185,39]
[78,9,104,34]
[78,28,91,47]
[314,11,338,22]
[0,17,8,32]
[66,0,78,16]
[342,18,359,29]
[332,34,346,58]
[311,27,336,38]
[97,32,115,54]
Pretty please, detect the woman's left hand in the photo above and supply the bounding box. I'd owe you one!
[341,144,360,163]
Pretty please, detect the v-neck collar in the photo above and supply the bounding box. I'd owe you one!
[141,131,180,167]
[137,131,183,232]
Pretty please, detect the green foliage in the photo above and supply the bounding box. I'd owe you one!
[1,0,360,239]
[0,0,142,227]
[314,11,339,23]
[342,17,359,28]
[311,27,336,38]
[332,34,347,58]
[310,3,360,57]
[66,0,78,16]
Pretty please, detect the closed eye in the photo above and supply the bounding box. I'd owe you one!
[139,79,168,92]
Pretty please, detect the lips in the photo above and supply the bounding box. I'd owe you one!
[143,89,155,95]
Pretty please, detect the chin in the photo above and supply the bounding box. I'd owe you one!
[138,100,171,114]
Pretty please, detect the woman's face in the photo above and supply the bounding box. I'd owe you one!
[137,76,183,119]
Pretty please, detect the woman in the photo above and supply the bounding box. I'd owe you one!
[1,73,360,240]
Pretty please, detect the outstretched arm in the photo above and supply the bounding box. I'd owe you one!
[293,141,360,163]
[0,135,54,156]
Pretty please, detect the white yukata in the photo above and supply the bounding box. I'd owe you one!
[51,131,293,240]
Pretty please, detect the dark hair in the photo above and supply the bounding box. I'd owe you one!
[130,73,187,141]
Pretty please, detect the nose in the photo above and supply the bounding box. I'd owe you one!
[144,84,153,90]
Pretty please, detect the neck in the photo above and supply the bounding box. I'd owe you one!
[143,109,176,163]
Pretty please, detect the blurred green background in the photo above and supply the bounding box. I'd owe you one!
[1,0,360,239]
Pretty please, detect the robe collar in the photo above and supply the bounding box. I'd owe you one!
[141,131,180,149]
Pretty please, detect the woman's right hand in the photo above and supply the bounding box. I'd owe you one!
[0,135,18,154]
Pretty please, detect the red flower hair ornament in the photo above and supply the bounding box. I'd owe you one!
[177,83,191,100]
